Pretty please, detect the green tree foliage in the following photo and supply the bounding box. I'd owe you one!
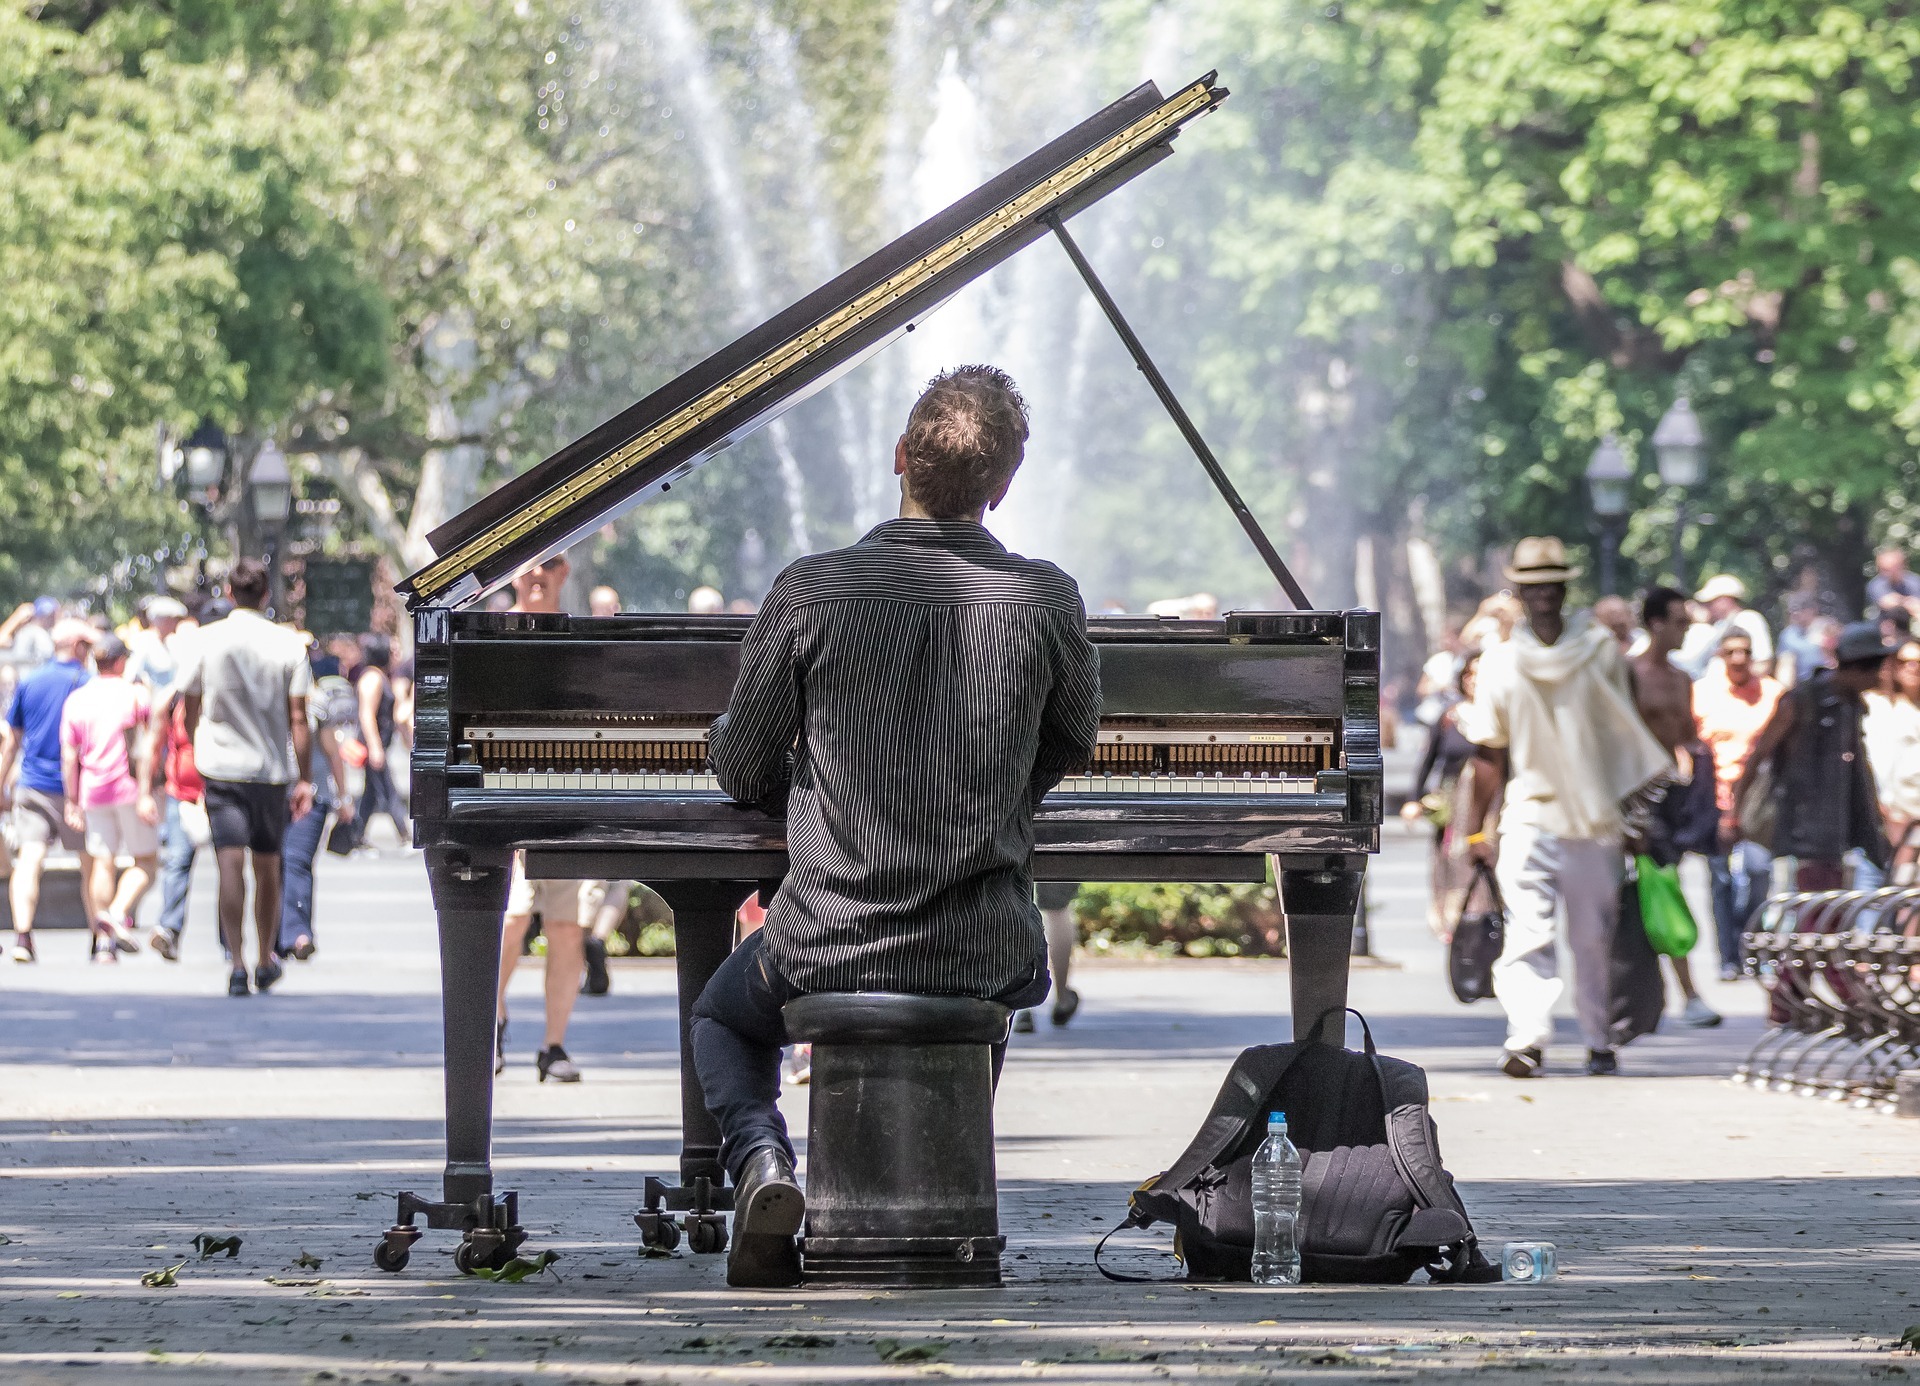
[1186,0,1920,612]
[13,0,1920,622]
[0,0,385,603]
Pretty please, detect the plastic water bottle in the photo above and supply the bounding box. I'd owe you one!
[1250,1110,1303,1285]
[1501,1241,1558,1283]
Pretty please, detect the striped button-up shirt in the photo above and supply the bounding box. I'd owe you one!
[708,519,1102,997]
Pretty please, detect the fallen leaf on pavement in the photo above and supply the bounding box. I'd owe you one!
[765,1333,833,1349]
[875,1339,948,1363]
[141,1263,185,1288]
[1896,1324,1920,1353]
[266,1277,325,1287]
[469,1250,561,1283]
[292,1252,323,1270]
[193,1235,242,1259]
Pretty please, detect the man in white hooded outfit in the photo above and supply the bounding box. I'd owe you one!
[1458,537,1673,1079]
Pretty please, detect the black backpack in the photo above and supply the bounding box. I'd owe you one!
[1097,1011,1499,1284]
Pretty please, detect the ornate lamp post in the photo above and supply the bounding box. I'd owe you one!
[248,439,294,615]
[1652,395,1706,590]
[1584,432,1632,596]
[158,422,229,598]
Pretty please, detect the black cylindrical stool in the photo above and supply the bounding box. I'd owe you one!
[783,992,1010,1287]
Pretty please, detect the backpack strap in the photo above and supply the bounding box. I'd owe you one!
[1154,1043,1301,1195]
[1092,1206,1175,1283]
[1365,1027,1503,1284]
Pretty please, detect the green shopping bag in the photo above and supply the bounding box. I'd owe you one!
[1633,854,1699,958]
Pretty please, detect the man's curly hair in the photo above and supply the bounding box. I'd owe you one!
[901,365,1030,519]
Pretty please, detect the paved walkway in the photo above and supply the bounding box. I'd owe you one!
[1,827,1915,1384]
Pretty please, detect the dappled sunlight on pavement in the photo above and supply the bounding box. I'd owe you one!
[1,837,1916,1383]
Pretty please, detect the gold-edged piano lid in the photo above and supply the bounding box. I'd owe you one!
[403,75,1224,610]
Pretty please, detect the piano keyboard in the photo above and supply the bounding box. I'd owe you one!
[478,770,1314,796]
[483,771,723,792]
[1052,774,1315,796]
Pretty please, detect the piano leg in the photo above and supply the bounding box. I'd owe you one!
[656,880,754,1183]
[373,847,526,1275]
[1280,857,1367,1049]
[633,879,756,1255]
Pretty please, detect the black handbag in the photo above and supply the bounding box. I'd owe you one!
[1608,862,1665,1046]
[1446,862,1504,1004]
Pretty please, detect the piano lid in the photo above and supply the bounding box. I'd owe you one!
[401,74,1228,611]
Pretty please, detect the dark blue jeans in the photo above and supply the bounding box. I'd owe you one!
[1708,841,1773,969]
[277,790,334,954]
[690,930,1049,1182]
[157,795,197,941]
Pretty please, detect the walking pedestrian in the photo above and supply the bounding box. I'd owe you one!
[175,559,315,996]
[1862,639,1920,877]
[125,596,189,694]
[139,685,204,961]
[59,634,158,960]
[1400,652,1481,937]
[1694,630,1785,978]
[1458,538,1673,1079]
[0,618,96,962]
[1868,547,1920,625]
[494,552,600,1083]
[1677,575,1772,680]
[1626,587,1721,1027]
[1734,621,1893,890]
[277,665,358,961]
[351,634,408,848]
[1013,883,1081,1032]
[0,598,59,670]
[1591,596,1636,652]
[1774,596,1827,688]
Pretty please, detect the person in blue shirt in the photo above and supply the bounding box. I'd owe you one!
[0,619,97,962]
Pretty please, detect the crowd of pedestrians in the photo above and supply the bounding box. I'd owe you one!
[0,564,414,986]
[1409,538,1919,1076]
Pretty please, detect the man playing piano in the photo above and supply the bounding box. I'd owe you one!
[691,364,1102,1286]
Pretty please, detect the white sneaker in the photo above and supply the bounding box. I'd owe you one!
[1681,995,1722,1028]
[780,1044,812,1086]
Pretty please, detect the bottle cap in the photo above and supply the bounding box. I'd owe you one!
[1269,1111,1286,1125]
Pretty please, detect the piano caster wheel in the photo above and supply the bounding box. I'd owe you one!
[686,1213,728,1255]
[454,1229,524,1276]
[373,1231,417,1273]
[636,1212,681,1253]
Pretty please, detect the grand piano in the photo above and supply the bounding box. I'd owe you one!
[376,73,1382,1273]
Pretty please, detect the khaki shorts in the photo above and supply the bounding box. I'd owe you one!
[505,853,606,925]
[85,801,160,860]
[13,786,84,852]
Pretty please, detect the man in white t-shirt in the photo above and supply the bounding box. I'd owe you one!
[176,559,313,997]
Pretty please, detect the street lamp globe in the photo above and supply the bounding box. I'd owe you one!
[181,421,228,490]
[1652,395,1705,490]
[249,439,294,530]
[1584,433,1632,519]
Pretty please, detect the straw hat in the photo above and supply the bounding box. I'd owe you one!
[1502,536,1582,586]
[1694,574,1747,604]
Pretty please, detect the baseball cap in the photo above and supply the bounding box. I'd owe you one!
[32,597,58,620]
[1694,574,1747,603]
[50,617,96,648]
[92,633,129,664]
[146,596,189,620]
